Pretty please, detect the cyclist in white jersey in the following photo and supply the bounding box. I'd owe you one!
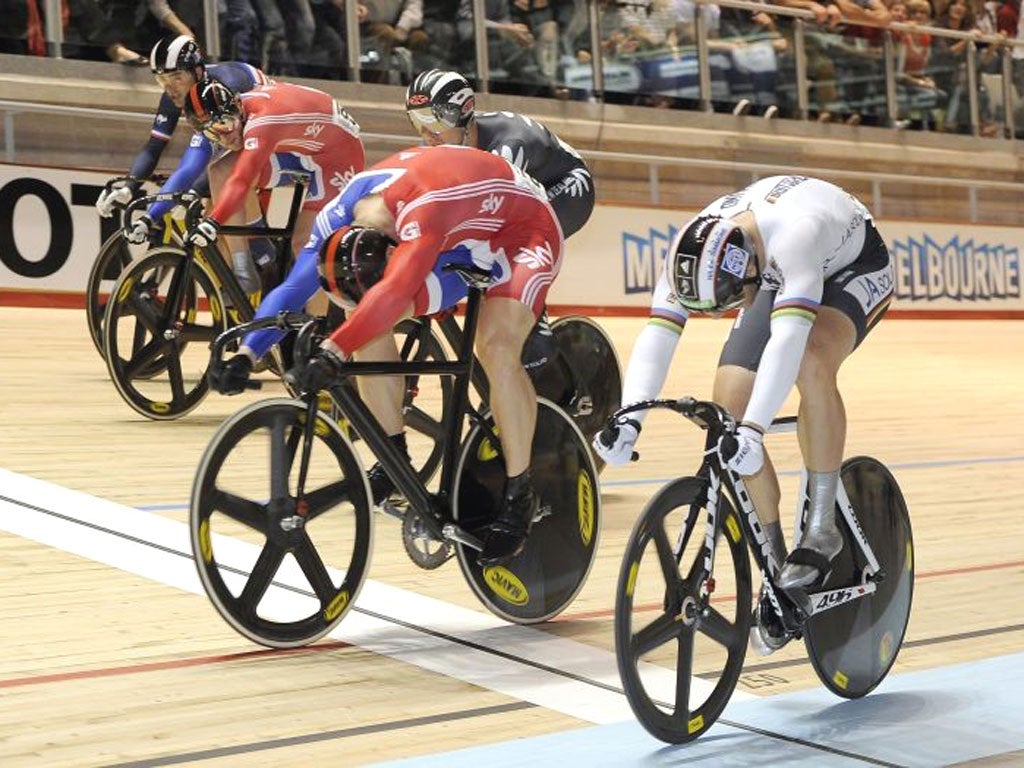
[594,175,894,654]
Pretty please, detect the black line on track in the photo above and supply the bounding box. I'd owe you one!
[706,623,1024,680]
[3,493,962,765]
[100,701,536,767]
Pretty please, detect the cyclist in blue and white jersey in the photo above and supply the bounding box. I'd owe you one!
[95,35,270,284]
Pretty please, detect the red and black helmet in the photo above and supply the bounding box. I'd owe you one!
[405,69,475,130]
[317,226,397,309]
[183,79,241,132]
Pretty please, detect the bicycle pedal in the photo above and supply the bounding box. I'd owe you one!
[572,396,594,417]
[749,622,792,657]
[532,504,552,524]
[379,497,408,520]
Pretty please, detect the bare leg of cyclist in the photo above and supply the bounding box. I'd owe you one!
[475,296,539,565]
[779,307,857,590]
[354,320,414,504]
[715,362,791,655]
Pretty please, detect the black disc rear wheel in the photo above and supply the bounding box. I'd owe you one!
[804,456,914,698]
[453,398,600,623]
[549,316,622,471]
[615,476,751,744]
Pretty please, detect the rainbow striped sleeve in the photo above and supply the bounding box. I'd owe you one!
[649,307,687,334]
[771,298,818,324]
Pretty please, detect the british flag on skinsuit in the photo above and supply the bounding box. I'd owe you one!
[207,82,365,224]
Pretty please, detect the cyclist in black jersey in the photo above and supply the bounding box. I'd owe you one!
[404,69,595,238]
[95,36,270,272]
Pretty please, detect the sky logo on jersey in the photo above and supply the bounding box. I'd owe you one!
[305,123,325,138]
[330,168,356,190]
[891,233,1021,302]
[514,241,556,269]
[480,193,504,215]
[244,137,258,150]
[400,221,422,241]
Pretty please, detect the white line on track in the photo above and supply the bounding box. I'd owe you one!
[0,467,753,724]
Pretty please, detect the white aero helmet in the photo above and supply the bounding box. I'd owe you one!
[671,215,760,312]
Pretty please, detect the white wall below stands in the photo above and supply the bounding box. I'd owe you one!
[1,164,1021,316]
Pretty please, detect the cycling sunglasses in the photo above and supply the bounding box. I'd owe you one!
[200,116,238,143]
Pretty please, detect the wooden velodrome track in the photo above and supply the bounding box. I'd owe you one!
[1,305,1022,766]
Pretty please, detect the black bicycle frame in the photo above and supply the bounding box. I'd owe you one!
[325,287,488,543]
[173,176,309,325]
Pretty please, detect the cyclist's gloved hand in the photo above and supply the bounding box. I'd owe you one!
[185,218,219,248]
[210,354,253,395]
[592,416,641,466]
[96,183,133,218]
[125,214,153,245]
[725,424,765,476]
[300,347,345,395]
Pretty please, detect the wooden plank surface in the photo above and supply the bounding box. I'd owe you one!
[0,307,1021,767]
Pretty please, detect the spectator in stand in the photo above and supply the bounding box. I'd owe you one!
[932,0,976,129]
[356,0,421,82]
[455,0,556,94]
[894,0,946,127]
[997,0,1018,34]
[774,0,843,120]
[830,0,892,124]
[407,0,459,70]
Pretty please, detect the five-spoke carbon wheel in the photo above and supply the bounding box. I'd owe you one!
[103,247,224,419]
[190,398,373,648]
[86,231,163,357]
[615,476,752,743]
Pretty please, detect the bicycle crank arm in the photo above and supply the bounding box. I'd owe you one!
[441,523,484,551]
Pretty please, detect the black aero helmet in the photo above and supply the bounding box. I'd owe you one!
[318,226,397,309]
[183,79,241,132]
[150,35,204,74]
[671,215,760,313]
[405,69,475,130]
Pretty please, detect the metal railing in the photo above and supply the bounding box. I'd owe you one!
[2,95,1022,220]
[25,0,1024,138]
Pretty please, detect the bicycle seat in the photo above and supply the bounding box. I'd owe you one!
[443,263,492,290]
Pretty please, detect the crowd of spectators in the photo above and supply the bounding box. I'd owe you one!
[2,0,1023,133]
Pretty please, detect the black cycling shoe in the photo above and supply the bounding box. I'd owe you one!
[367,433,410,506]
[478,472,538,567]
[749,586,791,656]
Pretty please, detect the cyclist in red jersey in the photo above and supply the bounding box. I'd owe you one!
[303,144,565,566]
[181,79,365,267]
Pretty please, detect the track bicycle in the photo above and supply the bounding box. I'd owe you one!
[85,174,179,357]
[386,307,621,475]
[101,178,308,419]
[609,397,914,744]
[189,267,601,648]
